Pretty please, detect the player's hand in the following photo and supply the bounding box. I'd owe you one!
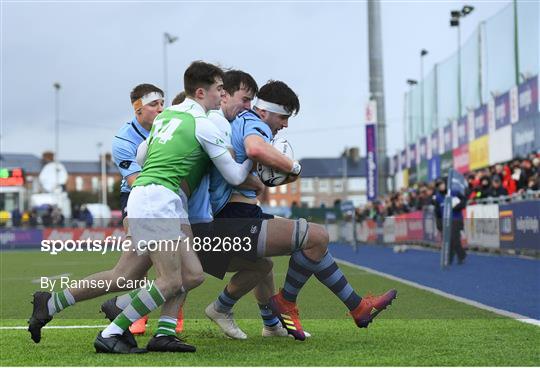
[289,161,302,176]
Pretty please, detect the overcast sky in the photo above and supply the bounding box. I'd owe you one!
[1,0,508,162]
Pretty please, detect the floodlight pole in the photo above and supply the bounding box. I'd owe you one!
[163,32,178,105]
[53,82,61,190]
[367,0,388,196]
[420,49,428,135]
[450,6,474,119]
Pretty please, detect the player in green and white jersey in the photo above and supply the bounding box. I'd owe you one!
[93,61,253,354]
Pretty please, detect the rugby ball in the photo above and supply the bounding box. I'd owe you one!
[257,137,294,187]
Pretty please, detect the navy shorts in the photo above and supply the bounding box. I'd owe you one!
[120,192,130,220]
[195,202,274,279]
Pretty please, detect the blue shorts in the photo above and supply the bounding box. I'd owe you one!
[195,202,274,279]
[120,192,130,220]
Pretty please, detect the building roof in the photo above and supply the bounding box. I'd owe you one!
[299,157,366,178]
[0,153,43,173]
[0,153,119,175]
[62,161,118,174]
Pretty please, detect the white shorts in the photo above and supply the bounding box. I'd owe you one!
[126,184,189,253]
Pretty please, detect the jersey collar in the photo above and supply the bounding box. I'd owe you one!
[130,117,150,139]
[180,97,207,116]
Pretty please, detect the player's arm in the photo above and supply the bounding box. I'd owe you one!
[236,174,265,196]
[136,139,148,167]
[196,120,252,186]
[244,135,301,175]
[112,136,143,187]
[125,173,139,187]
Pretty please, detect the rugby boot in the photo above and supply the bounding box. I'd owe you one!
[94,331,147,354]
[350,289,398,328]
[129,315,148,335]
[100,296,138,348]
[28,291,53,343]
[146,334,196,353]
[269,290,305,341]
[204,303,247,340]
[175,307,184,334]
[262,322,312,338]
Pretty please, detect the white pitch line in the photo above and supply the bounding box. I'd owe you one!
[336,258,540,328]
[2,260,537,331]
[31,273,72,284]
[0,325,107,330]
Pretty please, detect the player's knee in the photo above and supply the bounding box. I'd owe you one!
[163,278,184,297]
[183,271,205,291]
[307,224,329,251]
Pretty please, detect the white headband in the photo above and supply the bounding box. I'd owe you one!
[253,98,290,116]
[133,92,164,111]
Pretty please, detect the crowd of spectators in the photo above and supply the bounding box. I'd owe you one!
[0,204,95,228]
[358,152,540,222]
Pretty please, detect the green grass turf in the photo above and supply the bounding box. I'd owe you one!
[1,250,539,366]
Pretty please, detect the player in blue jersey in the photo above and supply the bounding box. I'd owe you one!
[196,71,298,339]
[206,80,398,341]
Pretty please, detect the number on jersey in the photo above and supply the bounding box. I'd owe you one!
[152,118,182,144]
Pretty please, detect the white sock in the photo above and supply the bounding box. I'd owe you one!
[115,294,134,309]
[101,323,124,338]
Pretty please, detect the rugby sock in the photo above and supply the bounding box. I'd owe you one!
[281,251,314,303]
[47,289,75,316]
[283,251,362,311]
[213,287,239,313]
[101,284,165,338]
[258,303,280,327]
[155,316,177,337]
[115,289,140,309]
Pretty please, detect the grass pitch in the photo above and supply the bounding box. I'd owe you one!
[1,250,539,366]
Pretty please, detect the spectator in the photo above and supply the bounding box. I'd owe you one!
[417,185,432,208]
[466,174,477,199]
[532,156,540,175]
[29,209,38,227]
[72,205,81,223]
[475,176,491,199]
[52,206,65,227]
[517,159,534,191]
[488,176,508,198]
[81,205,93,228]
[0,209,9,227]
[21,211,30,227]
[11,208,22,227]
[502,165,517,196]
[527,175,539,191]
[41,207,53,227]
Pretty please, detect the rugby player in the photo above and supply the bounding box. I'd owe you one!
[205,80,398,341]
[114,71,281,341]
[201,71,296,339]
[29,61,254,354]
[93,60,256,353]
[28,84,191,350]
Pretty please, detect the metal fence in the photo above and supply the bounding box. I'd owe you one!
[405,1,539,143]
